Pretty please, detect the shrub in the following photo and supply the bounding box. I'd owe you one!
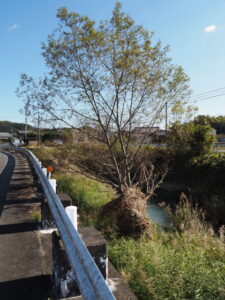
[109,202,225,300]
[167,122,215,157]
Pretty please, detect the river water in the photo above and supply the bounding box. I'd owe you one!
[146,204,172,228]
[146,187,177,228]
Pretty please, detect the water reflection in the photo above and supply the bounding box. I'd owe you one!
[146,204,172,228]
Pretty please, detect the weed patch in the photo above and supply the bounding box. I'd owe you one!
[56,174,115,228]
[55,173,225,300]
[31,147,225,300]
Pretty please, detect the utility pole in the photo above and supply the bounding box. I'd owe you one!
[165,101,168,135]
[37,111,41,147]
[25,116,28,142]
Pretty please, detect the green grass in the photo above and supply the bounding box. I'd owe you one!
[54,173,225,300]
[31,212,41,223]
[109,199,225,300]
[56,174,115,227]
[31,147,225,300]
[109,229,225,300]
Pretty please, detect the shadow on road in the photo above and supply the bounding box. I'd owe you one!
[0,222,38,234]
[0,152,15,216]
[0,275,51,300]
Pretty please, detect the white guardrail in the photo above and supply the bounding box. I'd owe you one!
[1,146,115,300]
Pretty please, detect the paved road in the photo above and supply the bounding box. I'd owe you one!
[0,152,15,215]
[0,152,51,299]
[0,152,8,174]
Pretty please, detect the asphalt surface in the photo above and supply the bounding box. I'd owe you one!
[0,152,15,216]
[0,152,51,299]
[0,152,8,174]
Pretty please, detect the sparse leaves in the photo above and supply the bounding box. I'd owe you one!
[18,2,190,194]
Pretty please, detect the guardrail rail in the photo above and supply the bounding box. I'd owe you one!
[0,145,115,300]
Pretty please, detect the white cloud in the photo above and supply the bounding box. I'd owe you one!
[8,24,20,31]
[203,24,217,33]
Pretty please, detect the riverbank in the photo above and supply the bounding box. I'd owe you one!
[56,173,225,300]
[30,146,225,299]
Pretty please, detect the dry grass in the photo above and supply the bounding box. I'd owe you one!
[109,199,225,300]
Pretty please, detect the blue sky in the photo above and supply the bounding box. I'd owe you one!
[1,0,225,123]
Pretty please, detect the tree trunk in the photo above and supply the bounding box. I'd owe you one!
[101,186,150,235]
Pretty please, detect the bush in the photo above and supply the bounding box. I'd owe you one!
[167,122,215,157]
[109,202,225,300]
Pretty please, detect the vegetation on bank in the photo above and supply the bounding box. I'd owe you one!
[109,225,225,300]
[167,152,225,227]
[55,172,225,300]
[30,144,225,299]
[30,142,171,234]
[30,140,225,230]
[56,174,115,228]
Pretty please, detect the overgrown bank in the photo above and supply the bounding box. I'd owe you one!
[30,144,225,229]
[31,145,225,299]
[166,153,225,227]
[56,174,225,300]
[30,143,225,228]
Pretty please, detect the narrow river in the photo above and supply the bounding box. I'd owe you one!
[146,187,178,229]
[146,204,172,228]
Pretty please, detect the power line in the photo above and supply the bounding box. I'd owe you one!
[188,92,225,104]
[189,86,225,99]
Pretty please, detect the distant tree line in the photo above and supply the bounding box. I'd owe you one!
[194,115,225,135]
[0,121,34,133]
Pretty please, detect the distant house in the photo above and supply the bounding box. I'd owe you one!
[53,139,63,145]
[71,126,100,143]
[18,130,27,135]
[132,126,160,144]
[155,129,167,143]
[218,137,225,143]
[210,128,217,136]
[133,126,160,135]
[0,132,13,140]
[27,137,38,146]
[17,130,30,139]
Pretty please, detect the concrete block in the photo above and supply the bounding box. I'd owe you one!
[51,227,108,299]
[79,227,108,279]
[41,193,72,229]
[52,231,79,299]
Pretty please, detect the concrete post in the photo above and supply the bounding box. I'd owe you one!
[52,227,108,299]
[41,194,72,229]
[49,179,57,193]
[65,206,77,230]
[52,231,80,299]
[42,167,47,176]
